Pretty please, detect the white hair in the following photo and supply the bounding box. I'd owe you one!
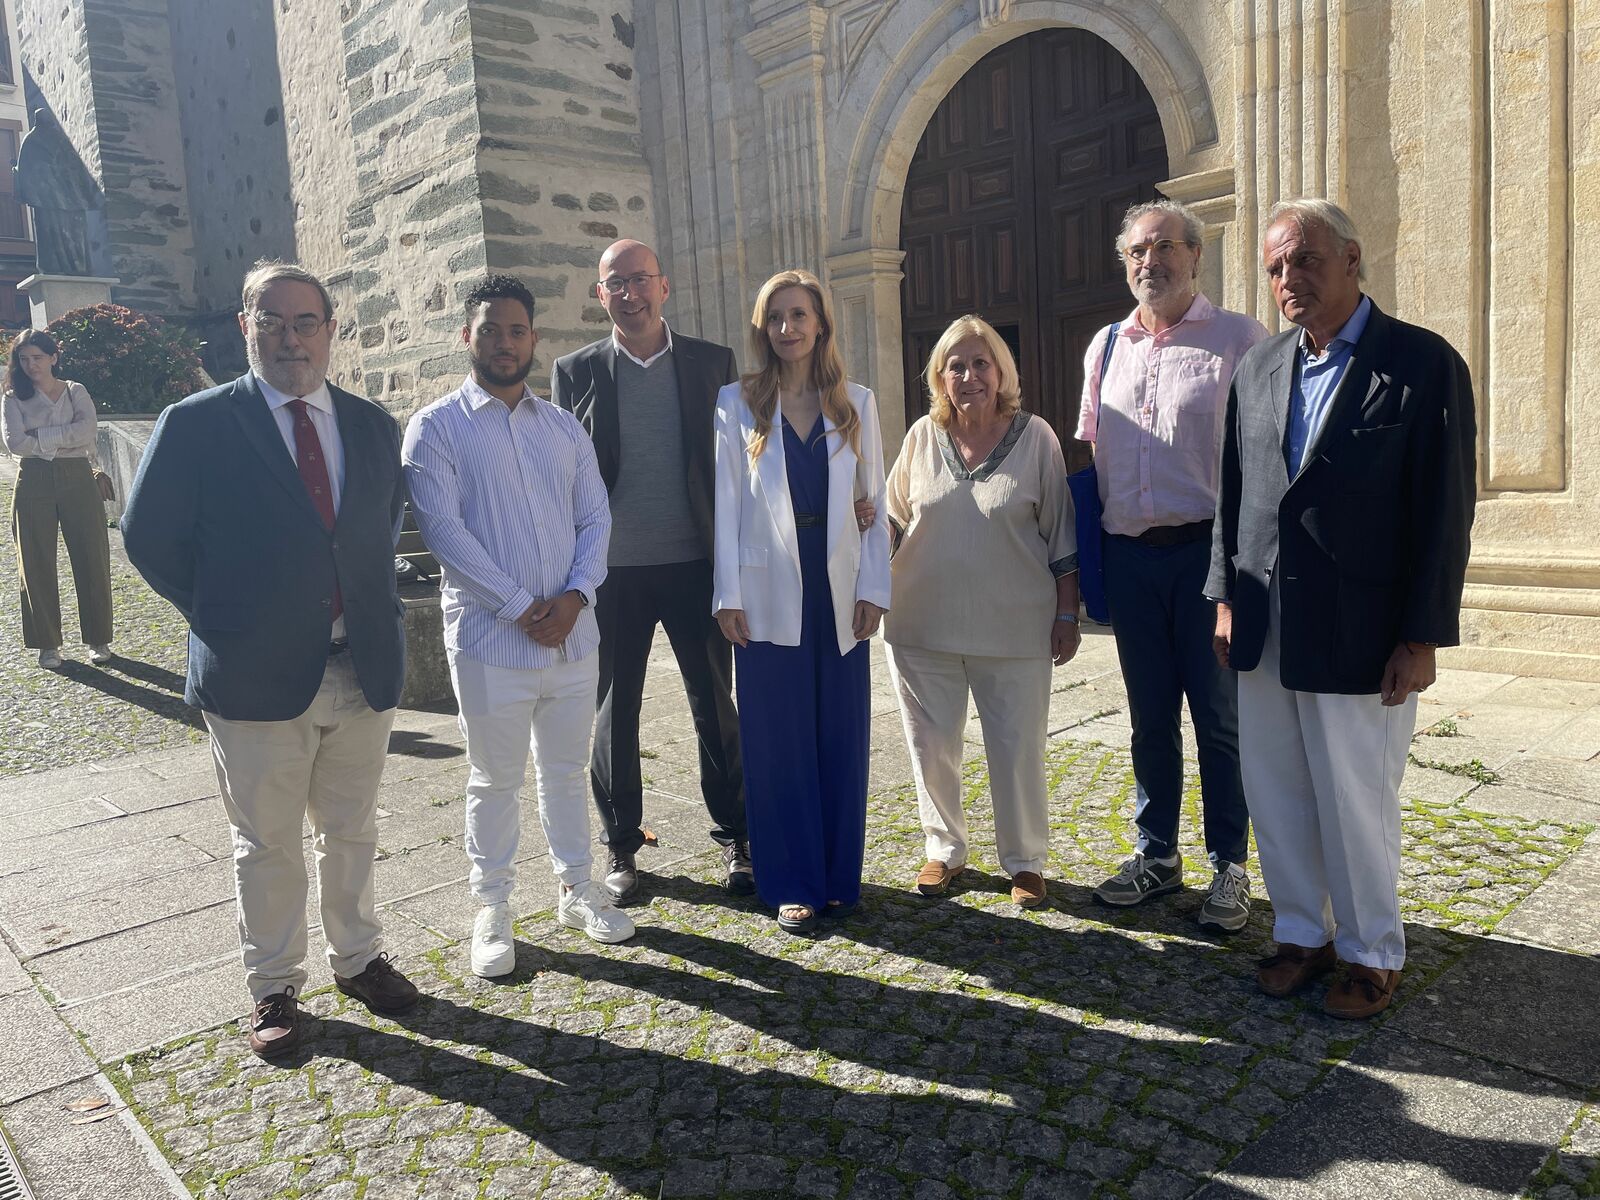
[1115,199,1205,256]
[1265,199,1367,283]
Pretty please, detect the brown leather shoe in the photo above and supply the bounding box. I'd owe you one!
[916,860,964,896]
[335,954,420,1015]
[247,989,301,1059]
[1256,941,1336,998]
[1324,963,1401,1019]
[1011,871,1048,909]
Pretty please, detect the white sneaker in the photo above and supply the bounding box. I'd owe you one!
[558,879,636,944]
[470,902,515,977]
[88,644,114,665]
[37,648,63,669]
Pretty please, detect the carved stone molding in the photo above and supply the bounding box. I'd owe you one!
[980,0,1015,29]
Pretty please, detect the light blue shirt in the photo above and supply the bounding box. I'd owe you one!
[402,375,610,669]
[1286,294,1372,477]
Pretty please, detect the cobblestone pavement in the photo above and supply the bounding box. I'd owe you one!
[0,476,202,776]
[109,743,1590,1200]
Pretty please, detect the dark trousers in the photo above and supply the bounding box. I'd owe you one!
[12,456,113,649]
[1103,533,1249,866]
[591,559,745,854]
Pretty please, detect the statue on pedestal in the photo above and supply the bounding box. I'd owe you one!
[14,109,104,278]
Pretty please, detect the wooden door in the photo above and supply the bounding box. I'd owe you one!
[900,29,1168,472]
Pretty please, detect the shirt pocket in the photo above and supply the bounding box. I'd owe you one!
[1170,355,1227,413]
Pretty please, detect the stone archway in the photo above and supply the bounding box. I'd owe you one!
[822,0,1221,452]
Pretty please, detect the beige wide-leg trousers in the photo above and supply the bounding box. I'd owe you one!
[887,643,1052,877]
[204,653,395,1002]
[11,456,113,649]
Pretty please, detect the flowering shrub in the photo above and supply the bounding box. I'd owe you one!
[43,304,208,413]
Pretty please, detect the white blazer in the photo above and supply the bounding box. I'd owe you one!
[713,380,892,657]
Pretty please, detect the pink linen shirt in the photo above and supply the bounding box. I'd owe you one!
[1074,293,1267,537]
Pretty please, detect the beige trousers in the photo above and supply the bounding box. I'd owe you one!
[887,643,1052,877]
[204,653,395,1002]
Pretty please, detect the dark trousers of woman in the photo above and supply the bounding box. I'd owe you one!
[735,600,870,912]
[12,456,113,649]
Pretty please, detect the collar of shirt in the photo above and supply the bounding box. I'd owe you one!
[460,373,538,414]
[1298,294,1372,365]
[613,320,674,369]
[255,371,333,415]
[1118,292,1218,341]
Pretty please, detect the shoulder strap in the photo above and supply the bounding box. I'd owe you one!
[1089,322,1120,419]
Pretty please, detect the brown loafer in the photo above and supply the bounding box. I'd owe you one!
[334,953,420,1015]
[1010,871,1048,909]
[1324,963,1401,1019]
[1256,941,1336,998]
[916,860,964,896]
[248,988,301,1059]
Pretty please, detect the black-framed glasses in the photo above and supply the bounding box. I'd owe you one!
[1121,239,1196,263]
[598,273,661,295]
[249,312,330,338]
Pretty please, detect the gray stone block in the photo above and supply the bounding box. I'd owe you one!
[0,1077,188,1200]
[0,988,98,1104]
[1497,834,1600,954]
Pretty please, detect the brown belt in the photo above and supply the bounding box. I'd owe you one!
[1121,520,1213,548]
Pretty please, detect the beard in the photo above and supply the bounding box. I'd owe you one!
[247,341,323,397]
[471,350,533,389]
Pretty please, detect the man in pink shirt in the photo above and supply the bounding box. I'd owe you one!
[1075,199,1267,932]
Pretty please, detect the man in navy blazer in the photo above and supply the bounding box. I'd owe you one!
[1207,201,1475,1020]
[122,260,420,1058]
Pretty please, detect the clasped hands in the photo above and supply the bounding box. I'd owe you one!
[515,590,583,647]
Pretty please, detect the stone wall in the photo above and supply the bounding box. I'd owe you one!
[16,0,101,191]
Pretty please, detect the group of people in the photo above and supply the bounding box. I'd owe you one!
[102,190,1472,1061]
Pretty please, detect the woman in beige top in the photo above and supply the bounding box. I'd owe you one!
[1,330,114,668]
[884,315,1079,909]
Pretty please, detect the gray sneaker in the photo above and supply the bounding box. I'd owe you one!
[1093,852,1183,907]
[1197,862,1251,933]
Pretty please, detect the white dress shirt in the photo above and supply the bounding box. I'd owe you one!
[256,372,347,639]
[403,374,611,670]
[613,320,673,369]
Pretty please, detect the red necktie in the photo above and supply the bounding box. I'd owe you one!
[287,399,342,621]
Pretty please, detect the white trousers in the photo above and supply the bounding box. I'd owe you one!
[449,651,600,901]
[1238,604,1415,969]
[886,644,1052,877]
[204,653,394,1003]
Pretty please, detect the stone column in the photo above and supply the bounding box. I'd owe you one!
[826,246,908,453]
[1155,167,1239,312]
[742,1,829,277]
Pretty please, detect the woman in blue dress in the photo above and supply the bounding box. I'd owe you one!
[711,268,891,934]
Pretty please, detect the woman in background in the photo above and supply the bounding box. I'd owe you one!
[712,268,891,934]
[2,330,114,669]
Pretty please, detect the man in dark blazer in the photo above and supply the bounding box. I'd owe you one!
[552,239,750,904]
[122,260,420,1059]
[1207,200,1476,1020]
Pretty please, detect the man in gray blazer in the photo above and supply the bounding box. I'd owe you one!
[552,240,750,904]
[1207,200,1475,1019]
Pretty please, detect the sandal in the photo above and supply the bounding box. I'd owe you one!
[821,899,857,919]
[776,903,818,934]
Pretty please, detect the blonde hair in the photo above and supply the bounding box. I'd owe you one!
[741,269,859,463]
[923,315,1023,429]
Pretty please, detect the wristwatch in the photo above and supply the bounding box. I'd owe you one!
[1055,612,1079,624]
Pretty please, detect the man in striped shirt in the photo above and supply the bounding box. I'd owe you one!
[403,275,635,978]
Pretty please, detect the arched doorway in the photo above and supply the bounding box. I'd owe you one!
[899,28,1168,470]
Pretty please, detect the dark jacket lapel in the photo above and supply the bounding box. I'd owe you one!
[1266,332,1297,449]
[1295,302,1393,475]
[230,374,327,528]
[330,386,369,531]
[590,341,621,481]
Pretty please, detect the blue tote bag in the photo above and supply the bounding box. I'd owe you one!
[1067,323,1119,625]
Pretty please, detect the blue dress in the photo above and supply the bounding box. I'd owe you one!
[734,414,871,912]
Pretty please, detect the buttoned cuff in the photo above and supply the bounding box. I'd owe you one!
[498,588,536,622]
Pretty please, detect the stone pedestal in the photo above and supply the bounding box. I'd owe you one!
[17,274,119,327]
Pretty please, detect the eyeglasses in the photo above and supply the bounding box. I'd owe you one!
[249,312,330,338]
[598,273,661,296]
[1122,239,1196,263]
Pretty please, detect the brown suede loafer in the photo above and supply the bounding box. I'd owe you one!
[1011,871,1048,909]
[1256,941,1336,998]
[335,954,420,1015]
[1324,963,1401,1019]
[916,860,964,896]
[248,989,301,1059]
